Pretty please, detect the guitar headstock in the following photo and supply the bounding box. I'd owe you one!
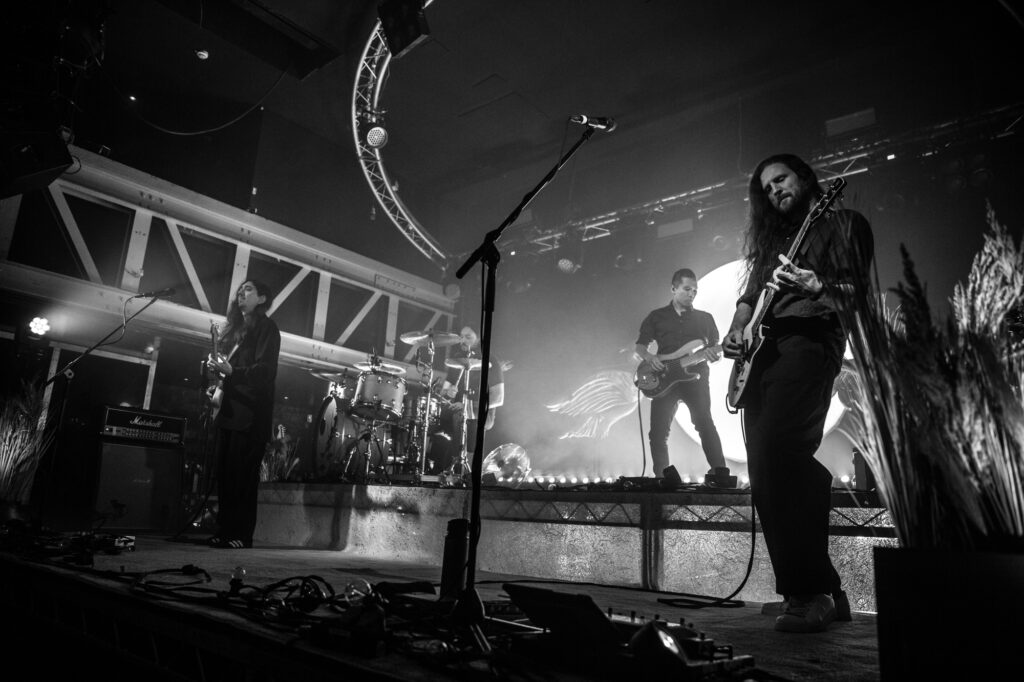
[809,177,846,222]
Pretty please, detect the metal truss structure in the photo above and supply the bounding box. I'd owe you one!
[509,101,1024,256]
[351,0,448,271]
[0,147,456,380]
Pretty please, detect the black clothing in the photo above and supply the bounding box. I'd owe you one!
[636,304,719,376]
[738,209,873,361]
[636,304,723,476]
[213,314,280,545]
[739,207,873,598]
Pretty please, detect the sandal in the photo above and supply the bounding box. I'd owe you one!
[206,536,223,547]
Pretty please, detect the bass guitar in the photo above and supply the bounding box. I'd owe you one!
[634,340,722,399]
[726,177,846,410]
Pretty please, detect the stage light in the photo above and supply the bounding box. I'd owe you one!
[557,256,580,274]
[366,125,388,149]
[195,49,209,60]
[359,108,389,149]
[29,317,50,336]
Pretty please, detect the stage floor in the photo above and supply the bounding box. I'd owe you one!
[0,529,880,681]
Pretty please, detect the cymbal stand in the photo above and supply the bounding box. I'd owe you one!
[360,417,392,484]
[417,339,438,481]
[442,369,474,487]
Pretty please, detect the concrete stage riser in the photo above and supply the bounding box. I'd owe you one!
[255,483,892,610]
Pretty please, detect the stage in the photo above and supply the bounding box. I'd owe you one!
[1,482,890,681]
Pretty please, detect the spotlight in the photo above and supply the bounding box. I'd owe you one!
[365,125,388,149]
[194,49,209,60]
[29,317,50,337]
[360,108,389,149]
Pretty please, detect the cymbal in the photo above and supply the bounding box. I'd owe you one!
[445,357,484,370]
[311,370,357,384]
[354,360,407,375]
[399,330,462,347]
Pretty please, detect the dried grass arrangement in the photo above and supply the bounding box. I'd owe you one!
[837,203,1024,551]
[0,379,53,506]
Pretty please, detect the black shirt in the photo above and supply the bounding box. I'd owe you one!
[738,209,873,320]
[636,304,720,373]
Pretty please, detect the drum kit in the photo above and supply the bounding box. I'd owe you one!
[312,329,475,484]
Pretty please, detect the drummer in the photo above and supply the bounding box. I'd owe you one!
[433,325,506,470]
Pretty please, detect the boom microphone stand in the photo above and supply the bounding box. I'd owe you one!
[450,124,599,651]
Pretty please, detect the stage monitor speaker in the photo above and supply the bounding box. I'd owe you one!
[95,440,184,533]
[0,130,74,199]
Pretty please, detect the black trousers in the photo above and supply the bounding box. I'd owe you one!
[648,372,724,476]
[214,423,268,544]
[742,331,843,597]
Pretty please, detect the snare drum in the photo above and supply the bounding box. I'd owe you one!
[405,395,440,426]
[352,370,406,422]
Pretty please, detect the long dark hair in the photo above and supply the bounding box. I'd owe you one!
[222,279,274,347]
[742,154,823,291]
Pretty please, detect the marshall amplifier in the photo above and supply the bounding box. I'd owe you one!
[101,406,187,445]
[97,406,187,532]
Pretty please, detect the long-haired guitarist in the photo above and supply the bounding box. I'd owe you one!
[634,268,729,482]
[204,279,280,549]
[721,154,874,634]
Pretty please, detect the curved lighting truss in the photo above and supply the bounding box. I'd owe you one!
[352,3,448,271]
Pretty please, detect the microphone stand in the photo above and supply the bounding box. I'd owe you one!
[450,125,597,652]
[33,293,166,532]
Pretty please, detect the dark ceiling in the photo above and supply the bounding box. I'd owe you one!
[6,1,1024,281]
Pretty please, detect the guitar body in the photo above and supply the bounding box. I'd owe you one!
[726,291,769,410]
[635,340,720,399]
[206,322,225,421]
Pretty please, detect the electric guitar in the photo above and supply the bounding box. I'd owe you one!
[634,340,722,398]
[206,322,225,420]
[726,177,846,410]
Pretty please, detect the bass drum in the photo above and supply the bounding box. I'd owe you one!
[313,396,395,479]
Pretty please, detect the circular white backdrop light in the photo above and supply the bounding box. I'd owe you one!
[675,260,847,464]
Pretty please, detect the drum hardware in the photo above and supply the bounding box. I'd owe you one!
[398,329,459,483]
[439,361,479,488]
[339,417,393,484]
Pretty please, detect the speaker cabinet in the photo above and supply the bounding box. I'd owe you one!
[95,440,184,532]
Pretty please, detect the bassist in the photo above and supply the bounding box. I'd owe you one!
[722,154,873,633]
[635,268,729,482]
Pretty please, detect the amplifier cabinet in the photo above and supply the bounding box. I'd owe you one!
[95,440,184,533]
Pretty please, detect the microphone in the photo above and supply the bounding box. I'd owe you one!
[569,114,617,132]
[132,287,176,298]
